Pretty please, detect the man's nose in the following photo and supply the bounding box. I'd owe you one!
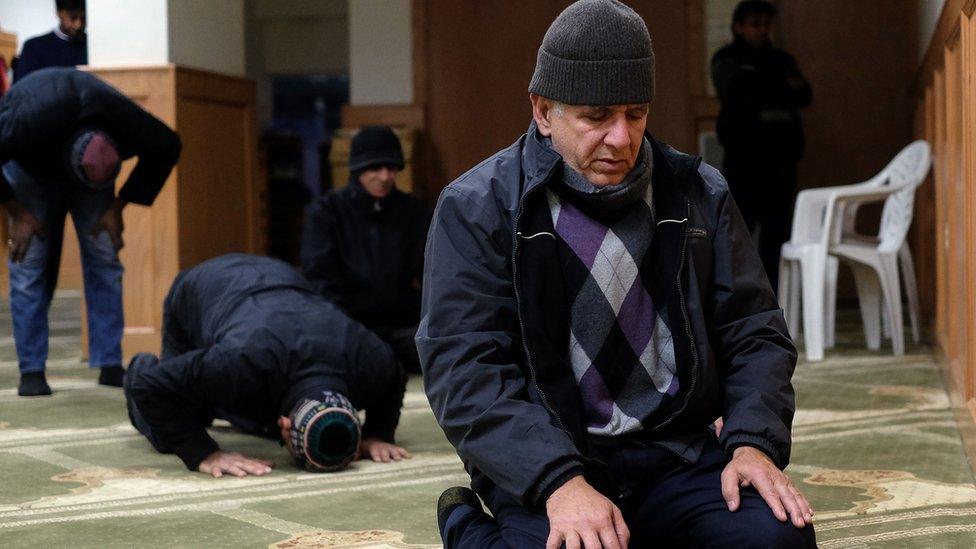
[604,114,631,150]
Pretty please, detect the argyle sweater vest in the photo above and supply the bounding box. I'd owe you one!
[546,183,679,436]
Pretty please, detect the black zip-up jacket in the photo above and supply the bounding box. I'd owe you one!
[301,178,430,329]
[0,67,181,205]
[711,38,812,159]
[417,124,797,508]
[127,253,407,471]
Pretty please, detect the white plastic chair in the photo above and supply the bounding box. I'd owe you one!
[778,141,930,361]
[826,142,930,348]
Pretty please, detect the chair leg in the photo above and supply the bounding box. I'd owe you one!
[881,296,891,340]
[789,260,801,339]
[778,257,790,316]
[899,243,921,344]
[799,254,826,361]
[878,254,905,356]
[850,263,882,351]
[824,256,839,349]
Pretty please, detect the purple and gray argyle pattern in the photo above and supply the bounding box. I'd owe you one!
[547,186,678,436]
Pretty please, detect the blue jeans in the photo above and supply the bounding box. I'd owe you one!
[442,438,816,548]
[4,161,123,373]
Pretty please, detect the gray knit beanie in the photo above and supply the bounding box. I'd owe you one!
[529,0,655,106]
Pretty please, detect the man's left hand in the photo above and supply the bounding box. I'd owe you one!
[359,438,411,463]
[721,446,813,528]
[92,198,126,251]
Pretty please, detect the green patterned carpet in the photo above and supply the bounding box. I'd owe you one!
[0,295,974,548]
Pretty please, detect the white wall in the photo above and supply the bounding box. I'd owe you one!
[168,0,244,76]
[918,0,947,62]
[87,0,169,67]
[349,0,411,105]
[87,0,244,75]
[0,0,61,50]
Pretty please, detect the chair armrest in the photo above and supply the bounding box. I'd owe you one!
[824,183,909,245]
[791,181,879,243]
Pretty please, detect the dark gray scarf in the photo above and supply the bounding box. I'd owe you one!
[552,137,654,213]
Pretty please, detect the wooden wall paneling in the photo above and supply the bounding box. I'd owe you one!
[174,68,261,268]
[913,82,938,327]
[88,67,179,357]
[0,31,14,307]
[944,29,966,392]
[963,11,976,411]
[933,66,948,357]
[918,0,972,89]
[0,30,16,66]
[86,66,260,358]
[917,0,976,467]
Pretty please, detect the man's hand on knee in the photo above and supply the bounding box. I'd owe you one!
[198,450,274,478]
[545,475,629,549]
[3,200,45,263]
[92,197,126,251]
[720,446,813,528]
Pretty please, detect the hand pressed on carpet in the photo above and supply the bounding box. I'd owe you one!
[198,450,274,478]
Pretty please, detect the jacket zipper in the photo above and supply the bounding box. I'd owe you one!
[649,199,700,431]
[512,179,571,437]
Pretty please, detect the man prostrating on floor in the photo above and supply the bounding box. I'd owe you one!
[125,254,409,477]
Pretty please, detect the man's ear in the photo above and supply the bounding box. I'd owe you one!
[529,93,554,137]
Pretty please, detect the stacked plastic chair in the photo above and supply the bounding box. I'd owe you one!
[778,141,931,361]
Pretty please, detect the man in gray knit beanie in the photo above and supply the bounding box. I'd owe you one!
[423,1,815,547]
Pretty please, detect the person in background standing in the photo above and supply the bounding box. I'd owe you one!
[0,68,181,396]
[13,0,87,83]
[711,0,811,288]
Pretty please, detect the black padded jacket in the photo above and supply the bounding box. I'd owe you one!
[126,254,407,471]
[417,124,797,508]
[0,67,181,205]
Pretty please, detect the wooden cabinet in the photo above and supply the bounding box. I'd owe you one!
[84,65,264,357]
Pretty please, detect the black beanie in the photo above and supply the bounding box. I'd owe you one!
[56,0,85,11]
[528,0,655,106]
[349,126,405,173]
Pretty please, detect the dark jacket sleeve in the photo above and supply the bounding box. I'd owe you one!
[711,55,761,112]
[355,331,407,443]
[94,90,181,206]
[781,52,812,108]
[706,171,797,468]
[416,186,583,506]
[0,172,12,203]
[127,344,275,471]
[300,197,345,303]
[12,39,42,84]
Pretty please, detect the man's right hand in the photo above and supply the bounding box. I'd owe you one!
[545,475,630,549]
[197,450,274,478]
[2,200,44,263]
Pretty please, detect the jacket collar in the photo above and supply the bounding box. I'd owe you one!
[346,176,401,212]
[520,120,694,221]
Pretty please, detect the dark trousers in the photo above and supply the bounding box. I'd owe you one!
[722,151,798,291]
[369,324,421,373]
[124,353,211,454]
[4,160,124,373]
[124,353,276,453]
[442,439,816,548]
